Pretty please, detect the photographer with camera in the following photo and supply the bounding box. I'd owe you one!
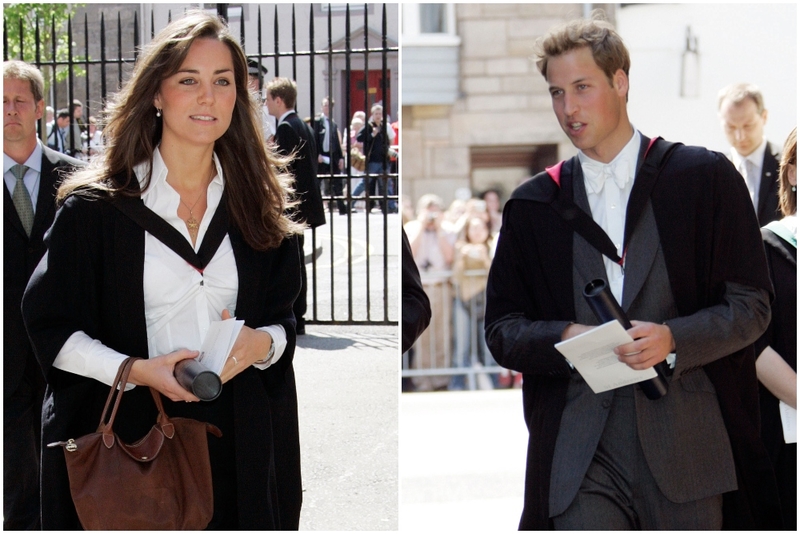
[356,103,396,213]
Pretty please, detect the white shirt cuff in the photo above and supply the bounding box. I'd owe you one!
[253,324,287,369]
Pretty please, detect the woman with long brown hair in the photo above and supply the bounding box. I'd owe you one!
[23,11,304,529]
[754,127,797,530]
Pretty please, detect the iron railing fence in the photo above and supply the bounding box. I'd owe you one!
[402,270,507,392]
[3,3,398,326]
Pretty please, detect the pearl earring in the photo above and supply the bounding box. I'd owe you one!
[156,108,162,118]
[792,185,797,192]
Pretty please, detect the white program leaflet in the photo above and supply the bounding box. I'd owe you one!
[779,401,797,444]
[554,320,657,394]
[197,319,244,374]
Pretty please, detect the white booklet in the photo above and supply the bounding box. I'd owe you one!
[196,319,244,374]
[554,320,657,394]
[779,401,797,444]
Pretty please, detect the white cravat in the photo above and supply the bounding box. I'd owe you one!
[579,129,640,303]
[581,158,631,195]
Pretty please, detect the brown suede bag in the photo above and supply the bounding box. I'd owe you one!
[48,357,222,530]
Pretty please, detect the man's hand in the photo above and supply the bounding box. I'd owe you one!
[561,323,594,341]
[614,320,675,370]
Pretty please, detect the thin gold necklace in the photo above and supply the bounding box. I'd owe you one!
[180,190,204,240]
[178,165,214,241]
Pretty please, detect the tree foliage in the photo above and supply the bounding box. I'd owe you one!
[4,3,86,82]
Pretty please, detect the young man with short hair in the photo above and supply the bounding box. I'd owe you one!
[485,13,780,530]
[265,77,325,335]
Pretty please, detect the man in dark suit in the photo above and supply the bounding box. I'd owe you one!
[313,97,349,214]
[485,15,780,530]
[45,108,70,154]
[265,77,325,335]
[3,60,82,530]
[718,83,781,226]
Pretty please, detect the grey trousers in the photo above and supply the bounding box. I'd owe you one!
[552,386,723,530]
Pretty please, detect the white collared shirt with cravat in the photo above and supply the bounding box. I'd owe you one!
[730,137,767,211]
[578,129,641,304]
[4,140,43,212]
[53,147,287,387]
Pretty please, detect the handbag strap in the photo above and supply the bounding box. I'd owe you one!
[97,357,138,438]
[98,357,173,445]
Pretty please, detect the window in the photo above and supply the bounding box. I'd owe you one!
[402,3,459,46]
[420,4,446,34]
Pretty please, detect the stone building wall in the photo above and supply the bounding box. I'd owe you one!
[401,3,617,213]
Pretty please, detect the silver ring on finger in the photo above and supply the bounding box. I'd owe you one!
[232,356,238,366]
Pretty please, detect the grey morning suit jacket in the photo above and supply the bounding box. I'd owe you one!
[548,169,770,517]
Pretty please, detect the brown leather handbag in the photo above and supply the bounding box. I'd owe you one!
[47,357,222,530]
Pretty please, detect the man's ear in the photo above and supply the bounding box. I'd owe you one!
[761,108,768,126]
[613,69,628,98]
[34,100,44,121]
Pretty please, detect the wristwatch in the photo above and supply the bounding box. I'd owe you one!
[254,332,275,365]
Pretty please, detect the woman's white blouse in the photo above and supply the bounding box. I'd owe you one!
[53,148,287,387]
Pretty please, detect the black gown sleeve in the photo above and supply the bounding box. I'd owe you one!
[402,229,431,353]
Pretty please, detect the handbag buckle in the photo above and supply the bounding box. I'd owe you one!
[65,439,77,452]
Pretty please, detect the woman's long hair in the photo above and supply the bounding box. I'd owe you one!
[778,127,797,217]
[58,10,301,250]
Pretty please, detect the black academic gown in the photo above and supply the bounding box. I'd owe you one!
[275,112,325,229]
[22,192,304,530]
[485,137,780,530]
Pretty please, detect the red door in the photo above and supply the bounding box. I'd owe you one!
[349,69,391,116]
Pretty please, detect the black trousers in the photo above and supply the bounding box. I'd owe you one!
[3,361,45,530]
[319,164,347,214]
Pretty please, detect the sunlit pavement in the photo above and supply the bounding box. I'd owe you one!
[294,324,398,531]
[400,389,528,532]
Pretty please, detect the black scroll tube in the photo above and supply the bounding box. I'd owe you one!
[173,359,222,401]
[583,279,669,400]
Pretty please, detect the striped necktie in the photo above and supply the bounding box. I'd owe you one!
[11,164,34,236]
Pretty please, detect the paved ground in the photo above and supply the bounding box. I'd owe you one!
[280,324,532,531]
[294,324,398,531]
[400,389,529,532]
[305,210,400,324]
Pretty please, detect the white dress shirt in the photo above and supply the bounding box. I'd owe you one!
[4,140,43,212]
[53,147,287,387]
[578,130,677,368]
[578,129,641,304]
[730,137,767,210]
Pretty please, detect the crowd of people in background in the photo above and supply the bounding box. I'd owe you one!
[42,99,104,161]
[402,187,520,392]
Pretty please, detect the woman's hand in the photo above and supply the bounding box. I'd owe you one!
[218,309,273,384]
[128,349,201,402]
